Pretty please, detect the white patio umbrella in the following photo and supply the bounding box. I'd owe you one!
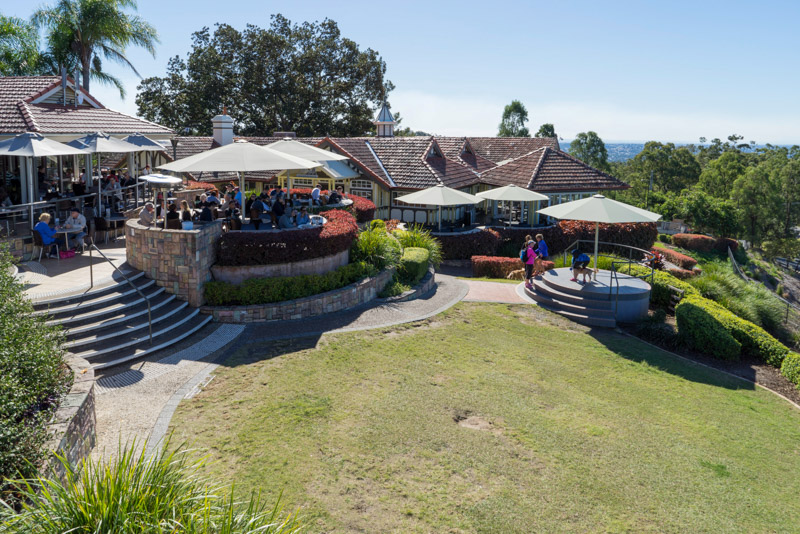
[139,174,182,229]
[66,132,142,189]
[538,194,661,279]
[265,139,349,193]
[121,134,166,177]
[477,185,549,225]
[395,184,482,231]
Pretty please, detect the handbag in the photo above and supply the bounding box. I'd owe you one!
[59,250,76,259]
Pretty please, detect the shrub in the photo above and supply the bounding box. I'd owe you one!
[666,267,697,279]
[205,261,377,306]
[780,352,800,387]
[658,233,673,244]
[675,296,742,360]
[655,247,698,270]
[627,264,699,307]
[217,209,358,266]
[0,246,71,495]
[713,237,739,253]
[392,225,443,267]
[398,247,430,285]
[0,440,301,533]
[378,278,411,298]
[761,238,800,261]
[351,227,401,270]
[471,255,524,279]
[672,233,715,252]
[438,228,502,260]
[369,219,386,232]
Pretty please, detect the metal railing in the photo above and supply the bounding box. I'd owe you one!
[88,241,152,345]
[731,247,800,326]
[562,239,656,318]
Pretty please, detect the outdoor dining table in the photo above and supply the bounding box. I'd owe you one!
[103,214,127,241]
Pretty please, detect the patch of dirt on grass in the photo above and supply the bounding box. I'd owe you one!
[511,304,591,332]
[381,319,445,339]
[453,409,503,435]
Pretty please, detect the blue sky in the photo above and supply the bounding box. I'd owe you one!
[10,0,800,143]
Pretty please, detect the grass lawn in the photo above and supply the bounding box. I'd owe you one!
[170,303,800,533]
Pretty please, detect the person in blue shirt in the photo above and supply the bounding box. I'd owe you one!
[295,206,311,226]
[570,249,592,284]
[34,213,65,258]
[532,233,549,276]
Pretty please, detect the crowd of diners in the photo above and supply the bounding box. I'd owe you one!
[137,182,346,231]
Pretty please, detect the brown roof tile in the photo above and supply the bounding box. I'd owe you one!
[468,137,559,164]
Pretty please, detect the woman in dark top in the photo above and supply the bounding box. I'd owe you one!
[180,200,193,222]
[166,203,180,221]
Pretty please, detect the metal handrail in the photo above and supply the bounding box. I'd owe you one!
[731,247,800,324]
[88,242,152,345]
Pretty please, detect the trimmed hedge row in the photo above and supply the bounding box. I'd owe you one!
[471,255,521,279]
[672,233,715,252]
[626,264,699,307]
[438,221,657,260]
[398,247,430,285]
[205,260,377,306]
[713,237,739,253]
[675,295,791,365]
[781,352,800,387]
[655,247,698,270]
[217,209,358,266]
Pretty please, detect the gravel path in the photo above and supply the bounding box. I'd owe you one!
[93,275,468,458]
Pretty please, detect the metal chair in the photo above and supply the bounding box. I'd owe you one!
[93,217,110,244]
[32,229,59,262]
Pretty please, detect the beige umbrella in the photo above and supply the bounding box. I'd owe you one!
[395,184,482,231]
[538,194,661,279]
[265,138,349,161]
[476,184,549,225]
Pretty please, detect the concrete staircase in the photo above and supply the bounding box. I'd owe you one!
[525,276,617,328]
[33,272,212,369]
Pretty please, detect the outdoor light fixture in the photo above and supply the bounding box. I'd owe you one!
[169,137,179,161]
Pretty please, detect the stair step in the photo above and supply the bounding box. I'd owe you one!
[32,272,144,309]
[64,293,176,335]
[89,314,214,370]
[526,286,615,315]
[65,300,189,348]
[47,287,166,327]
[71,309,201,359]
[532,279,613,309]
[543,306,616,328]
[35,278,155,318]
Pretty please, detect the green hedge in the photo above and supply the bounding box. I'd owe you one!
[398,247,430,285]
[626,264,699,307]
[780,352,800,387]
[676,295,790,366]
[205,261,378,306]
[675,296,742,360]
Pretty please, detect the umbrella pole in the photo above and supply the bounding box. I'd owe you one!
[594,221,599,281]
[438,205,442,232]
[239,171,245,225]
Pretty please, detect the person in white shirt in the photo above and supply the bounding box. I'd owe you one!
[64,208,87,250]
[311,184,322,205]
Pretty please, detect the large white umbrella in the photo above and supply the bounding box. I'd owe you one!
[265,138,349,161]
[477,184,549,225]
[395,184,482,231]
[140,174,182,229]
[67,132,143,191]
[0,133,88,209]
[122,133,166,178]
[538,194,661,279]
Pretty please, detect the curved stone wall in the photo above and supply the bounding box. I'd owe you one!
[211,248,349,284]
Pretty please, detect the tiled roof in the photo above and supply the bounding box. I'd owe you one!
[436,136,497,172]
[425,156,481,189]
[468,137,559,164]
[323,137,393,187]
[365,137,442,189]
[480,147,628,192]
[0,75,173,135]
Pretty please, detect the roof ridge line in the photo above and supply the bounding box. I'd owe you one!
[363,139,397,187]
[527,147,550,189]
[16,101,40,132]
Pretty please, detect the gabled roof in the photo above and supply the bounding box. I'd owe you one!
[480,147,628,192]
[436,136,497,172]
[0,75,173,136]
[468,136,559,164]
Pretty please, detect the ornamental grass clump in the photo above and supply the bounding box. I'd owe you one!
[0,441,301,533]
[351,227,401,270]
[392,225,443,267]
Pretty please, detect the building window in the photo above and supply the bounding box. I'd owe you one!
[351,179,372,189]
[291,178,315,187]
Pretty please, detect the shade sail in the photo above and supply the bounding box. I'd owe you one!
[476,184,548,202]
[266,138,349,161]
[121,133,167,151]
[0,132,88,157]
[537,194,661,223]
[395,184,482,207]
[66,131,142,153]
[157,140,321,172]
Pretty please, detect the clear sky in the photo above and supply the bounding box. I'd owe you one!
[10,0,800,143]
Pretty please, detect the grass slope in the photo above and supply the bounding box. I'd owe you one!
[170,304,800,533]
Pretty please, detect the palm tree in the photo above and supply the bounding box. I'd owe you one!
[31,0,158,98]
[0,14,43,75]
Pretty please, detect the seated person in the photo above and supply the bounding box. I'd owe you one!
[295,206,311,226]
[570,249,593,284]
[63,208,87,250]
[272,196,286,223]
[311,183,322,205]
[138,202,155,227]
[249,195,267,230]
[327,188,342,204]
[0,187,12,207]
[180,200,193,222]
[279,209,297,229]
[198,202,213,222]
[166,202,180,221]
[34,213,65,256]
[206,191,221,205]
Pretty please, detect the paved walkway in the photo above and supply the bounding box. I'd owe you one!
[462,279,526,303]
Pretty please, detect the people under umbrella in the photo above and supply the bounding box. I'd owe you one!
[570,249,593,284]
[34,213,65,258]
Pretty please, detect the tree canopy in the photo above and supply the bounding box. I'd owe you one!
[136,16,392,137]
[569,131,610,172]
[497,100,530,137]
[535,123,556,138]
[0,14,43,75]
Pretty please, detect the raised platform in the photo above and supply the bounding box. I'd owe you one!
[525,267,651,327]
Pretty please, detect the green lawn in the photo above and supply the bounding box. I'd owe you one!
[170,303,800,533]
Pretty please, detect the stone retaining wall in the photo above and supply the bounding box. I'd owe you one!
[202,267,394,323]
[377,266,436,304]
[46,354,95,481]
[126,219,222,306]
[211,248,350,283]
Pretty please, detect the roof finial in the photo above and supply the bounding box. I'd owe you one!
[222,104,227,116]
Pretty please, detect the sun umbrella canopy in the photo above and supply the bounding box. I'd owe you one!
[476,184,548,202]
[157,140,321,173]
[121,133,167,151]
[139,173,183,187]
[395,184,482,207]
[66,131,142,153]
[265,138,349,161]
[0,132,88,157]
[537,194,661,223]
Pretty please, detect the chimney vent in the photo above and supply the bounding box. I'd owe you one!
[211,107,234,146]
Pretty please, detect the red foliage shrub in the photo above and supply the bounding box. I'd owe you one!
[217,209,358,266]
[713,237,739,253]
[654,247,698,270]
[187,180,219,193]
[471,255,522,278]
[439,228,502,260]
[672,233,714,252]
[667,266,698,279]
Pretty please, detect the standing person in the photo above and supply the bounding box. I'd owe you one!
[524,240,537,288]
[570,249,592,284]
[63,208,87,250]
[272,196,286,225]
[249,195,265,230]
[533,233,549,277]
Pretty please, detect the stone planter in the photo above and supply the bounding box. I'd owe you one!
[211,249,349,284]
